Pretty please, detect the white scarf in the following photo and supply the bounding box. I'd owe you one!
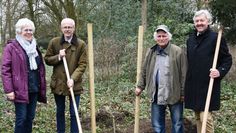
[16,35,38,70]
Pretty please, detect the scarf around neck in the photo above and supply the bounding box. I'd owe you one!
[16,35,38,70]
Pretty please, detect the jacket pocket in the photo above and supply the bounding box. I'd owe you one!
[12,76,21,92]
[13,76,26,101]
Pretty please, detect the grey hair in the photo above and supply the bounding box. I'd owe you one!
[193,9,212,24]
[153,30,172,41]
[15,18,35,34]
[61,18,75,27]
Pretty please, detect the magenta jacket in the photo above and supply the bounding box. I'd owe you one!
[1,39,47,103]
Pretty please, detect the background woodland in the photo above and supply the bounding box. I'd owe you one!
[0,0,236,132]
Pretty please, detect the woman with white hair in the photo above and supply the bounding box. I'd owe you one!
[135,25,187,133]
[1,18,47,133]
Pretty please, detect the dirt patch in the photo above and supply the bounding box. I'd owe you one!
[125,118,196,133]
[82,108,133,133]
[82,108,197,133]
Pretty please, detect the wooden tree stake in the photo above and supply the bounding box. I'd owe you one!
[87,23,97,133]
[134,26,144,133]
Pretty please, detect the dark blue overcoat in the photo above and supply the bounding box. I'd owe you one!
[184,28,232,111]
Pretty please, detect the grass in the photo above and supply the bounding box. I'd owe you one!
[0,64,236,132]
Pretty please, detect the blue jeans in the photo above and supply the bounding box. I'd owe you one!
[151,101,184,133]
[14,93,38,133]
[54,94,80,133]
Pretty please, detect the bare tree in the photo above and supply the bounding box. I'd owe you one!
[1,0,23,44]
[26,0,35,21]
[0,0,51,45]
[41,0,64,25]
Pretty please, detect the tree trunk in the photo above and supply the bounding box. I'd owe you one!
[26,0,35,24]
[6,0,12,40]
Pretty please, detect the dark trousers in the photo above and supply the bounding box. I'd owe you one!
[54,94,80,133]
[14,93,38,133]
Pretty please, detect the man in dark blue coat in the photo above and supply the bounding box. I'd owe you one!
[184,9,232,133]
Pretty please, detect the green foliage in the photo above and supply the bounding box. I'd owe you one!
[37,38,51,49]
[88,0,141,40]
[146,17,194,47]
[214,80,236,133]
[210,0,236,43]
[146,0,195,46]
[1,0,236,132]
[119,36,138,83]
[0,94,14,132]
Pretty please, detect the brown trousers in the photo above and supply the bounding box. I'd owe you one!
[195,112,214,133]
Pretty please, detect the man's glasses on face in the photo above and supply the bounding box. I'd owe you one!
[62,26,74,29]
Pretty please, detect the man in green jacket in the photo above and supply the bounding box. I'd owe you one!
[135,25,187,133]
[44,18,87,133]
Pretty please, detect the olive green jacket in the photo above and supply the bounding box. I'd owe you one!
[44,34,87,95]
[137,43,187,104]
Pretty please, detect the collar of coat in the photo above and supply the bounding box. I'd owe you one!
[194,26,211,37]
[60,34,78,45]
[150,42,171,55]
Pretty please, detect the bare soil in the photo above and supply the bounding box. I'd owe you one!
[82,109,197,133]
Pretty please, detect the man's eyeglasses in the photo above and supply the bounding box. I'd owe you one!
[62,26,74,29]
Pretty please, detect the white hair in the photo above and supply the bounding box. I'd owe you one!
[15,18,35,34]
[61,18,75,27]
[193,9,212,24]
[153,30,172,41]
